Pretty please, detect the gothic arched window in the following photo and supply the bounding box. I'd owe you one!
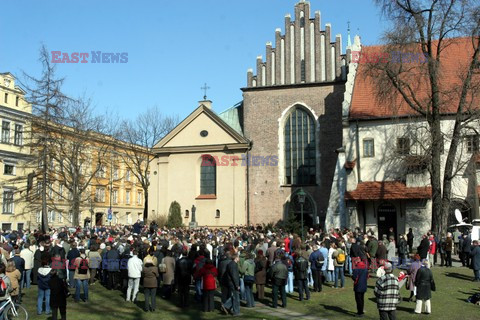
[200,155,216,195]
[284,107,316,185]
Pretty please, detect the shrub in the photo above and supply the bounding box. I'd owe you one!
[167,201,183,228]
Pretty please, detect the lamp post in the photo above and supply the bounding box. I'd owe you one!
[297,188,306,241]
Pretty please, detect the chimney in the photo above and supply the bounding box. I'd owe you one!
[199,100,212,109]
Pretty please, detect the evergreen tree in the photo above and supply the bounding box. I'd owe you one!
[167,201,183,228]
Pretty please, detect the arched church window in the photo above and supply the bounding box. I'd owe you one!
[200,155,216,195]
[284,107,316,185]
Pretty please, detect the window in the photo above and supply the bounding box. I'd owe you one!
[113,167,119,180]
[4,93,7,104]
[1,121,10,143]
[185,210,189,218]
[68,212,73,223]
[126,170,131,182]
[112,189,118,204]
[363,139,375,157]
[58,184,64,200]
[113,212,118,224]
[284,107,316,185]
[47,182,53,199]
[126,212,131,224]
[14,124,23,146]
[396,137,411,155]
[96,165,106,178]
[36,181,43,197]
[2,190,14,214]
[17,223,24,231]
[48,210,56,223]
[58,213,63,223]
[126,190,131,204]
[137,191,142,205]
[95,187,105,202]
[200,155,216,195]
[301,59,306,82]
[36,212,41,223]
[216,209,220,218]
[465,135,479,153]
[15,96,19,107]
[1,223,11,231]
[3,164,14,175]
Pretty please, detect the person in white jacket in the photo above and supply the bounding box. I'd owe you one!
[126,250,143,302]
[20,244,34,289]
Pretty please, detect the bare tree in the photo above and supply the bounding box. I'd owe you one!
[118,107,178,221]
[368,0,480,234]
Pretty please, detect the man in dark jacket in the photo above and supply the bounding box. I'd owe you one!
[66,242,80,288]
[469,240,480,282]
[294,251,310,301]
[271,253,288,308]
[104,245,120,290]
[221,252,240,316]
[462,234,472,268]
[417,235,430,260]
[175,250,194,307]
[352,260,368,317]
[309,245,324,292]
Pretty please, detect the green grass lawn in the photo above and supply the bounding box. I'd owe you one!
[19,266,480,320]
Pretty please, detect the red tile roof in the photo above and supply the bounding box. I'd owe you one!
[350,37,480,119]
[345,181,432,200]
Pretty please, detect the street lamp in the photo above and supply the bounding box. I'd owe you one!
[297,188,306,241]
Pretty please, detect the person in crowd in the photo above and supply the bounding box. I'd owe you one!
[332,243,345,289]
[414,260,435,314]
[428,235,436,268]
[142,256,159,312]
[462,233,472,268]
[284,250,294,294]
[309,244,324,292]
[11,249,24,303]
[105,245,120,290]
[407,254,422,302]
[417,235,430,261]
[271,253,288,308]
[74,248,89,302]
[366,235,378,273]
[20,244,33,290]
[221,252,240,316]
[387,237,396,263]
[5,260,21,303]
[49,269,68,320]
[240,252,255,308]
[162,250,175,299]
[254,249,267,300]
[193,248,206,303]
[176,249,194,308]
[407,228,414,254]
[374,262,399,320]
[126,249,143,302]
[37,258,52,315]
[66,242,80,288]
[397,235,408,267]
[196,258,218,312]
[437,234,446,267]
[352,259,368,317]
[87,244,102,284]
[294,248,310,301]
[445,233,453,267]
[469,240,480,282]
[376,241,387,268]
[326,243,335,283]
[453,228,461,255]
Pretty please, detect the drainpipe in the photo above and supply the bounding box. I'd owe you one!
[246,145,251,226]
[355,120,362,182]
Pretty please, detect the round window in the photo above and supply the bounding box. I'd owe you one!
[200,130,208,137]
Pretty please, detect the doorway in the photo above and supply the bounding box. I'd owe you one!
[377,203,397,240]
[95,212,103,226]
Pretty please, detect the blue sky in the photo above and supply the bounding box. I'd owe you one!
[1,0,388,120]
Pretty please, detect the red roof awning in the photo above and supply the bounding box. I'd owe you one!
[345,181,432,200]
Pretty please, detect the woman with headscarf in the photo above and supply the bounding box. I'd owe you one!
[407,254,422,302]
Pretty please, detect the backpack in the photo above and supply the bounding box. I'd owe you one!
[315,251,325,269]
[296,256,308,272]
[0,277,7,297]
[78,259,89,274]
[254,260,264,274]
[336,250,346,264]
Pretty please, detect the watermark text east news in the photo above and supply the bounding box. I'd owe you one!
[51,51,128,63]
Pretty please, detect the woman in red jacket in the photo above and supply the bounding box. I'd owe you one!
[196,259,218,312]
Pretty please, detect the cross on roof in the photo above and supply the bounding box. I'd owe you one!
[201,83,210,100]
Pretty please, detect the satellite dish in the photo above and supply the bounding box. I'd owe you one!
[455,209,463,224]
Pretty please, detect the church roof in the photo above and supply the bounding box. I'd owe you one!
[350,37,480,120]
[345,181,432,200]
[218,101,244,136]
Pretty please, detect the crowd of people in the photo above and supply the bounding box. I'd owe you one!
[0,220,477,319]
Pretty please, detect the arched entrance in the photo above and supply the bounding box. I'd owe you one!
[287,191,316,228]
[377,203,397,240]
[95,212,103,226]
[448,199,471,225]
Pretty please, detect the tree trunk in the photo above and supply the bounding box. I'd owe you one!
[430,119,443,236]
[143,190,148,222]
